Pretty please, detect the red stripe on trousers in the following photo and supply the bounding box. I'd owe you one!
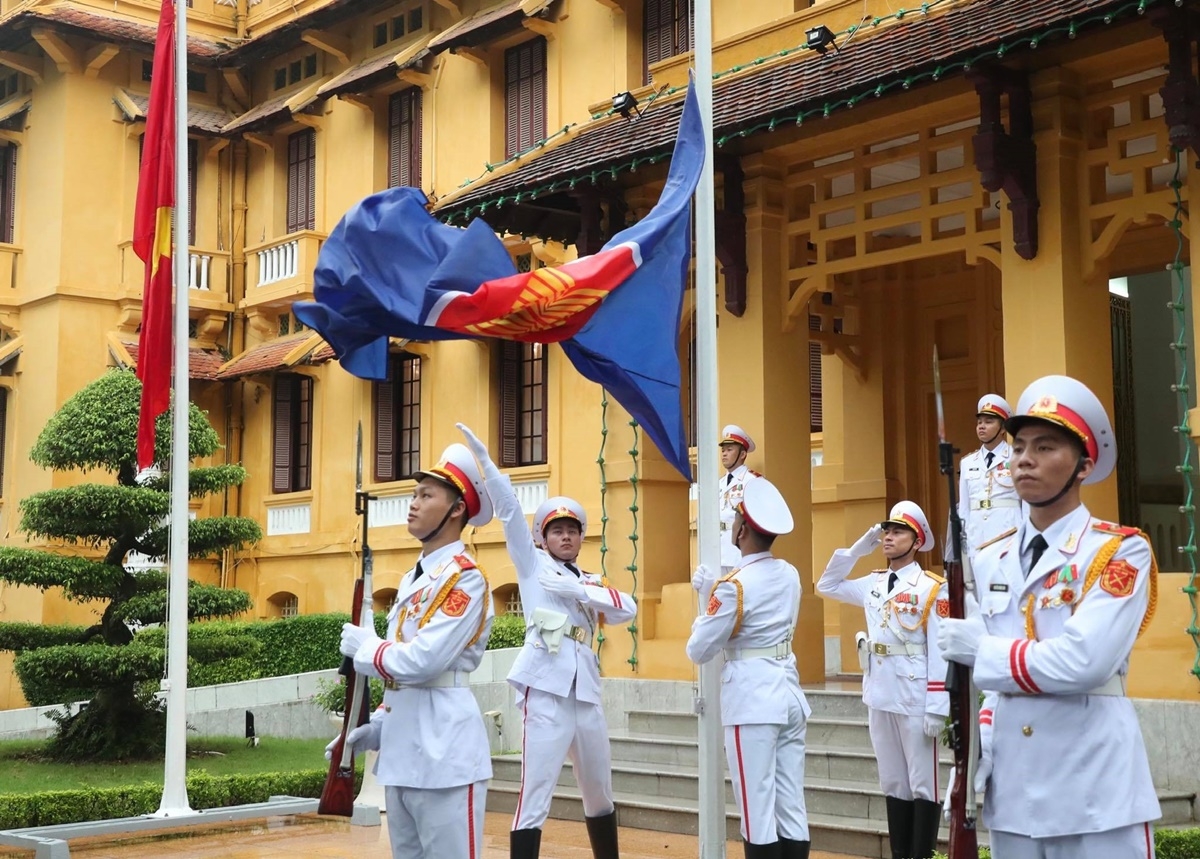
[467,783,476,859]
[1145,822,1152,858]
[932,738,939,803]
[734,726,751,842]
[513,696,530,828]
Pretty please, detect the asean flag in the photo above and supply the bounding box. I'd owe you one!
[131,0,176,471]
[296,81,705,480]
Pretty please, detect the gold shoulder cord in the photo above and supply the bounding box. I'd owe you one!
[466,565,491,647]
[418,571,462,629]
[717,570,746,637]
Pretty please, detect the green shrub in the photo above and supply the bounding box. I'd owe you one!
[488,613,526,650]
[312,676,385,714]
[0,768,349,830]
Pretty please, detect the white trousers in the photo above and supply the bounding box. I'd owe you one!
[512,686,615,830]
[990,822,1155,859]
[384,780,487,859]
[867,708,939,802]
[725,692,810,845]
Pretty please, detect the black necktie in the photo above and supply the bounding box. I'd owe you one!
[1028,535,1048,570]
[726,473,733,486]
[986,451,995,469]
[412,560,425,582]
[887,571,898,593]
[565,562,581,578]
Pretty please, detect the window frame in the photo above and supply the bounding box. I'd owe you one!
[272,373,314,494]
[498,340,547,467]
[503,37,547,159]
[374,351,422,483]
[286,129,317,234]
[387,87,422,190]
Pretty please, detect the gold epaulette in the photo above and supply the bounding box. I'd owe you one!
[976,527,1017,552]
[923,570,946,585]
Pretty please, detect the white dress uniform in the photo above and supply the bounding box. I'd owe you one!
[353,540,494,859]
[345,443,496,859]
[959,439,1021,557]
[816,501,949,859]
[961,376,1161,859]
[719,424,760,571]
[486,481,637,847]
[687,478,811,858]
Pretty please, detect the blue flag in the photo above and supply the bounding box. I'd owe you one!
[295,81,705,480]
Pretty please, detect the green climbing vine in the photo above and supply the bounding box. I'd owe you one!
[626,418,640,670]
[1167,149,1200,684]
[596,390,609,661]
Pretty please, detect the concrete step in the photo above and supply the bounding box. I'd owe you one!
[626,691,866,738]
[486,777,981,858]
[613,721,878,767]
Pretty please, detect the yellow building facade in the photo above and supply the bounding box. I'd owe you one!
[0,0,1197,709]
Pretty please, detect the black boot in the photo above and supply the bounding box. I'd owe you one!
[510,827,542,859]
[584,811,620,859]
[910,799,942,859]
[885,796,915,859]
[742,841,783,859]
[779,838,811,859]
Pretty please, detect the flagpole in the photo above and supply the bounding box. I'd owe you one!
[159,0,192,816]
[692,0,725,855]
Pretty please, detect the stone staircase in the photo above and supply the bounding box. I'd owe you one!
[486,684,1196,858]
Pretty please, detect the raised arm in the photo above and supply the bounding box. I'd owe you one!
[816,525,880,607]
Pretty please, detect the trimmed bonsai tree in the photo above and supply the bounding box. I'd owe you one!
[0,370,262,760]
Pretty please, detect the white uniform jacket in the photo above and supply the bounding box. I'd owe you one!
[958,441,1021,555]
[972,505,1160,838]
[817,555,950,718]
[719,465,760,568]
[488,475,637,706]
[686,552,811,726]
[352,540,494,790]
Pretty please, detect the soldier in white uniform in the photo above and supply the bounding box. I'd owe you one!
[333,443,496,859]
[687,477,812,859]
[816,501,949,859]
[456,424,636,859]
[719,424,760,572]
[959,394,1022,559]
[938,375,1160,859]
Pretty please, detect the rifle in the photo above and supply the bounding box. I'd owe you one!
[933,348,981,859]
[318,423,376,816]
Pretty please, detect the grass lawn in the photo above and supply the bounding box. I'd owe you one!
[0,736,350,795]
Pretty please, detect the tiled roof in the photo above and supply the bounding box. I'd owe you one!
[309,341,336,362]
[428,0,554,54]
[119,340,228,382]
[318,39,433,98]
[117,90,233,135]
[221,87,323,135]
[21,6,227,60]
[216,332,333,379]
[436,0,1138,221]
[219,0,398,65]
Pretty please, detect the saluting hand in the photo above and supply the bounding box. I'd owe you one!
[849,524,883,557]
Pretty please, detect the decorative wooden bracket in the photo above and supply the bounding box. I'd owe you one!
[1153,6,1200,161]
[808,284,865,381]
[715,155,747,317]
[571,188,627,255]
[969,66,1039,260]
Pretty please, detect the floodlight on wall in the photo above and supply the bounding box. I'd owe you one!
[806,25,838,54]
[612,90,643,121]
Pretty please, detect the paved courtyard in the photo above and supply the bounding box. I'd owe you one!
[0,812,860,858]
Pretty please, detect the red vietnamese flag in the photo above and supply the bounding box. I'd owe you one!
[132,0,176,471]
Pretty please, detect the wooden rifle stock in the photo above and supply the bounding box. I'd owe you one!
[939,437,980,859]
[318,485,375,817]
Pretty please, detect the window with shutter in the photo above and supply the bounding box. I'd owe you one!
[0,145,14,245]
[643,0,693,82]
[808,314,823,433]
[374,353,422,482]
[388,88,422,190]
[498,341,547,467]
[273,374,314,493]
[286,130,316,234]
[504,38,547,159]
[187,139,197,246]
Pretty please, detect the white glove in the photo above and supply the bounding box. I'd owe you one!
[923,713,944,739]
[849,524,883,557]
[942,767,955,822]
[539,571,587,601]
[691,564,715,594]
[323,717,383,760]
[937,616,986,666]
[340,623,378,658]
[456,423,501,480]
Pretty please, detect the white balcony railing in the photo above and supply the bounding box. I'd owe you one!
[370,494,412,529]
[514,480,549,515]
[267,502,311,536]
[257,239,299,287]
[188,253,213,291]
